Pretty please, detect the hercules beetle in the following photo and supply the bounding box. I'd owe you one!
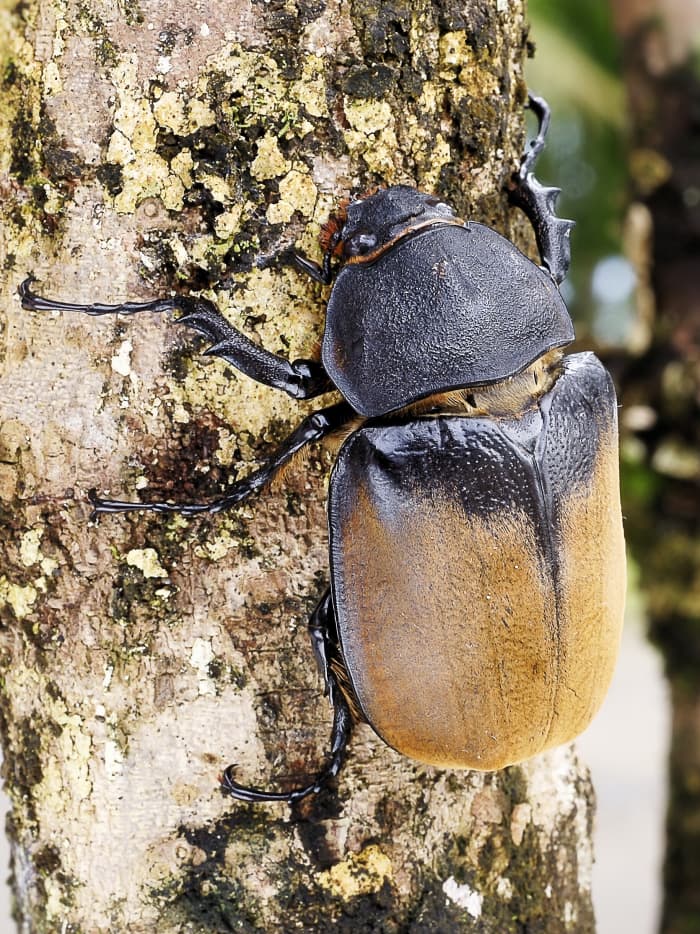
[20,95,625,804]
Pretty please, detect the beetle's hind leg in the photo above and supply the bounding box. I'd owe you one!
[509,94,575,285]
[221,589,354,804]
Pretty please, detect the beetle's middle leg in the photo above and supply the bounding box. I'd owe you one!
[88,401,355,519]
[221,588,354,803]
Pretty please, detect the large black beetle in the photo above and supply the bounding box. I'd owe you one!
[20,96,626,803]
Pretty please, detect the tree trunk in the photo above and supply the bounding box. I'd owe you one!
[0,1,596,930]
[609,3,700,932]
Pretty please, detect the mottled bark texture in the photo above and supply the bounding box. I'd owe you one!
[609,3,700,933]
[0,1,596,931]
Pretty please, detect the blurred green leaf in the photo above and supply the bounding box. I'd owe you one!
[526,3,628,341]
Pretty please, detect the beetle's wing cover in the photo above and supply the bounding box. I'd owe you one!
[322,224,574,417]
[328,352,625,770]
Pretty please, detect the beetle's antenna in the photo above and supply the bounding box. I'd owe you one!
[321,229,342,281]
[221,692,353,804]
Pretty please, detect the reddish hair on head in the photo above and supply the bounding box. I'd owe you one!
[319,188,382,253]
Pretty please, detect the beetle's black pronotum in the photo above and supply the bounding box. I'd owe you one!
[20,95,625,804]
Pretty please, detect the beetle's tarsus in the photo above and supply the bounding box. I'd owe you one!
[87,476,266,516]
[18,275,36,302]
[520,94,551,178]
[87,491,232,517]
[19,276,176,316]
[221,686,353,804]
[509,93,575,285]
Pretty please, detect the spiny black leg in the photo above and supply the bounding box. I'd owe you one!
[293,252,333,286]
[292,228,341,286]
[87,401,355,519]
[18,277,331,400]
[307,587,357,714]
[308,588,336,700]
[508,94,575,285]
[221,589,354,803]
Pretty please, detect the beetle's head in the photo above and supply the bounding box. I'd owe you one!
[295,186,461,286]
[336,186,459,262]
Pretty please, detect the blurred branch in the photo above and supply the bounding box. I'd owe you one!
[528,19,626,126]
[609,1,700,931]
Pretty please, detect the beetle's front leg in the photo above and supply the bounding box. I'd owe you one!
[18,277,332,400]
[508,94,575,285]
[87,401,355,519]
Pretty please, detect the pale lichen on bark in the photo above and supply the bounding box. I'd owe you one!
[0,0,596,930]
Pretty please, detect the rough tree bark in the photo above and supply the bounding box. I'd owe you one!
[609,3,700,932]
[0,0,597,930]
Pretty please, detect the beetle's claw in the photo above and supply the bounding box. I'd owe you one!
[18,276,37,305]
[17,272,46,311]
[87,487,102,522]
